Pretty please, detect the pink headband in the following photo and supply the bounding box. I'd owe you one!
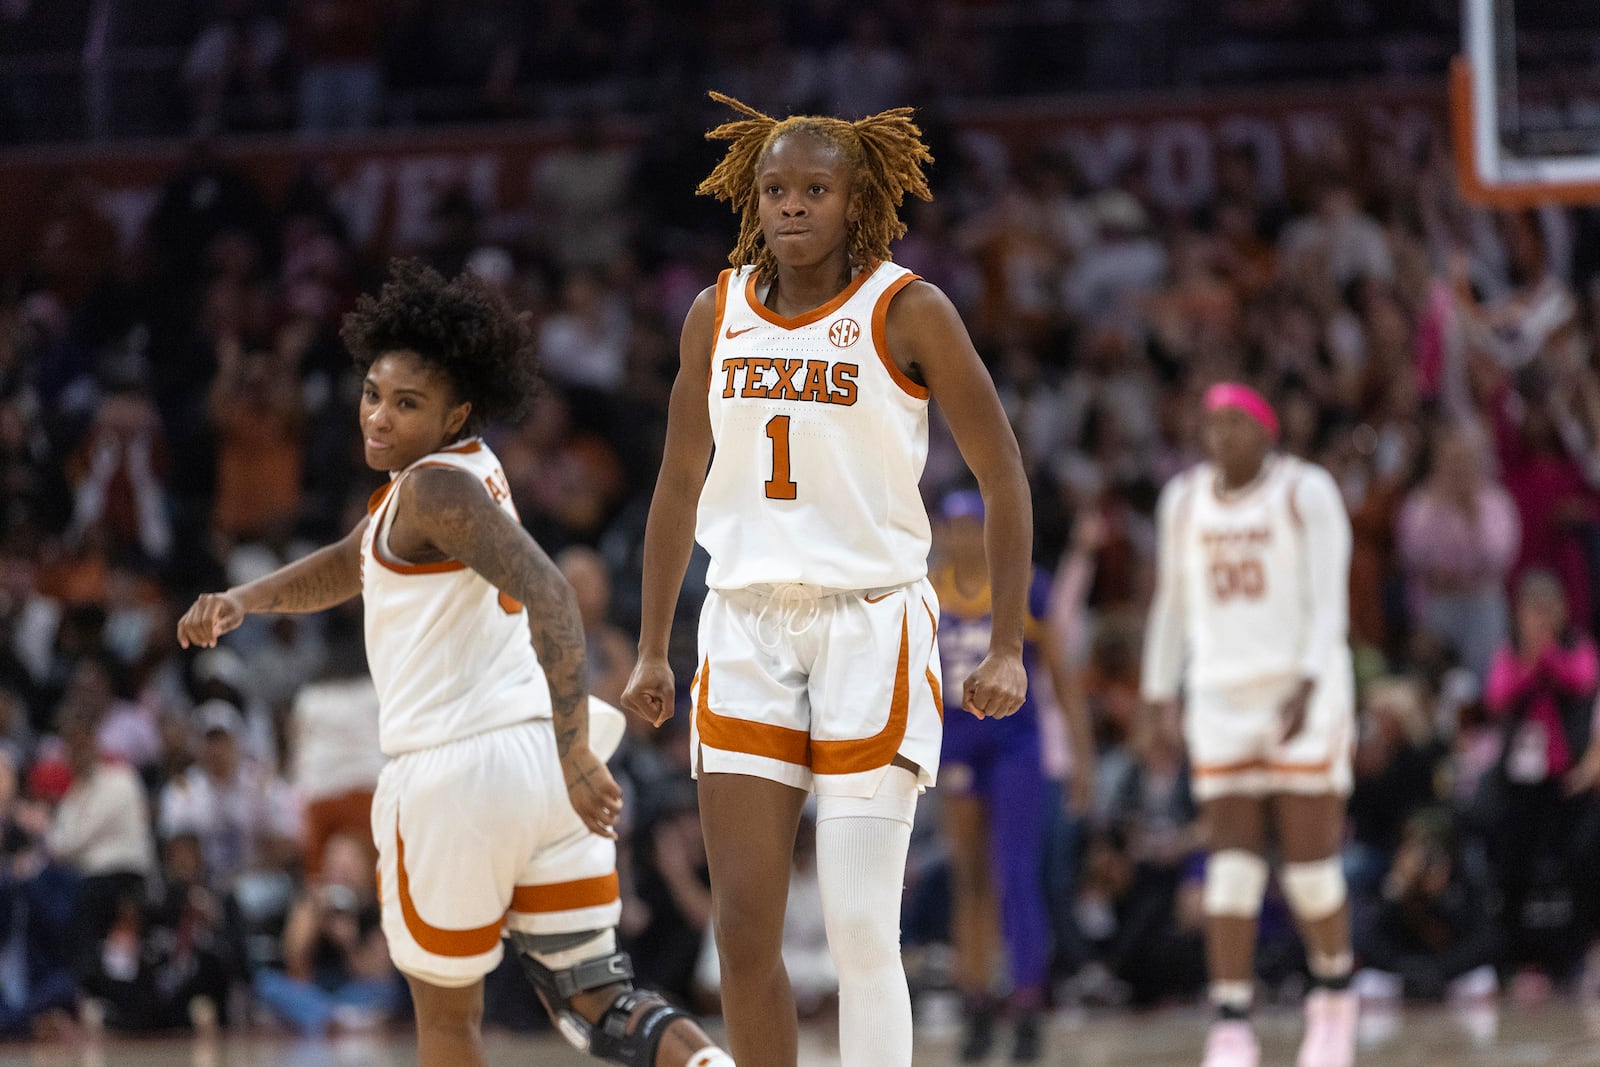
[1204,383,1279,440]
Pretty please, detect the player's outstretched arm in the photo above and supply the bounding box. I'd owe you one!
[401,468,621,838]
[888,280,1032,718]
[621,283,717,728]
[176,518,368,648]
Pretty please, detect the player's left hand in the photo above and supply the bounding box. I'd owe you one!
[560,748,624,840]
[1278,678,1316,743]
[962,651,1027,719]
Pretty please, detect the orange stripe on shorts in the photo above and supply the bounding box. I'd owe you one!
[509,872,620,914]
[395,818,503,958]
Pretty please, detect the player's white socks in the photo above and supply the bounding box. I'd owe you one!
[816,767,919,1067]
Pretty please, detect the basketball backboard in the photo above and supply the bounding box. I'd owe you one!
[1452,0,1600,206]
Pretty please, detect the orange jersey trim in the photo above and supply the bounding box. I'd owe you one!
[694,659,811,766]
[871,273,928,400]
[370,466,468,576]
[744,265,874,331]
[439,439,484,455]
[921,597,944,721]
[509,872,620,915]
[1193,756,1337,778]
[811,608,911,775]
[394,819,504,958]
[367,481,396,516]
[707,268,733,389]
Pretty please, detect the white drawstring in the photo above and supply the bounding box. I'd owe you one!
[753,582,823,650]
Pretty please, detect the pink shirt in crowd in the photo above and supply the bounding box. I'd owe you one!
[1396,488,1519,598]
[1485,637,1600,777]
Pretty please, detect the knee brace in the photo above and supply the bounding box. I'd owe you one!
[1279,857,1347,922]
[510,928,726,1067]
[1203,850,1269,919]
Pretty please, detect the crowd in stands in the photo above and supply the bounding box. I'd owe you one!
[4,26,1600,1043]
[0,0,1464,144]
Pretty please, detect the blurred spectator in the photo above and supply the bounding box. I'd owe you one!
[1480,570,1598,979]
[815,13,911,118]
[533,113,635,271]
[538,270,633,395]
[289,0,382,132]
[208,341,305,545]
[80,830,237,1033]
[290,637,381,880]
[183,0,289,135]
[0,750,79,1039]
[46,705,154,950]
[1085,704,1204,1007]
[1277,175,1394,289]
[191,647,280,772]
[1491,389,1599,636]
[494,390,626,550]
[157,700,302,893]
[1346,678,1442,898]
[1061,191,1167,324]
[1354,809,1501,1002]
[626,778,711,1004]
[1397,425,1519,681]
[252,833,397,1035]
[559,546,636,707]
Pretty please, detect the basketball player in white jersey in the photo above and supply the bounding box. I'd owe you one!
[177,261,733,1067]
[1141,383,1357,1067]
[621,94,1033,1067]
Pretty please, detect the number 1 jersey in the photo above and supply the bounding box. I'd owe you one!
[696,261,933,591]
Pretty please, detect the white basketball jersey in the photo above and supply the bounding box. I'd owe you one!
[696,261,932,591]
[360,438,550,756]
[1172,455,1330,689]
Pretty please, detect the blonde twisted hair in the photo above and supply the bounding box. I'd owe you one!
[696,92,934,279]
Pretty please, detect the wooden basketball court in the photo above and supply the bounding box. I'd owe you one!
[6,1003,1599,1067]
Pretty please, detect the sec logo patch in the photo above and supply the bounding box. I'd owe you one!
[828,318,861,348]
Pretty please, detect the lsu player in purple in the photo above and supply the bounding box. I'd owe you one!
[933,490,1095,1064]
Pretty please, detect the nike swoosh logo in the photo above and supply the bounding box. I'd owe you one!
[725,325,758,339]
[864,592,895,604]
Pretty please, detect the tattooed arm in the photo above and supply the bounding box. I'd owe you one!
[402,467,622,838]
[176,518,367,649]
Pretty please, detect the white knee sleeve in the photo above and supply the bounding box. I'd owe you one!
[1280,857,1347,921]
[817,767,917,1067]
[1204,850,1269,919]
[815,766,919,827]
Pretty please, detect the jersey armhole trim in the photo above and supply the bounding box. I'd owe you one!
[706,268,733,389]
[371,465,469,576]
[872,273,929,400]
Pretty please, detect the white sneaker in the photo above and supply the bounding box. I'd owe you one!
[1202,1019,1260,1067]
[1297,988,1358,1067]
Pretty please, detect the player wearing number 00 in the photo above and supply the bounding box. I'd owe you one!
[621,94,1033,1067]
[1141,383,1358,1067]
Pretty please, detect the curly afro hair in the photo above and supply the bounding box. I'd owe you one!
[341,258,539,435]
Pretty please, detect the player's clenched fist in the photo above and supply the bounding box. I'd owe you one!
[176,591,246,649]
[962,651,1028,719]
[622,656,676,728]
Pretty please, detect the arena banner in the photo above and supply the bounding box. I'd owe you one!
[0,82,1447,260]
